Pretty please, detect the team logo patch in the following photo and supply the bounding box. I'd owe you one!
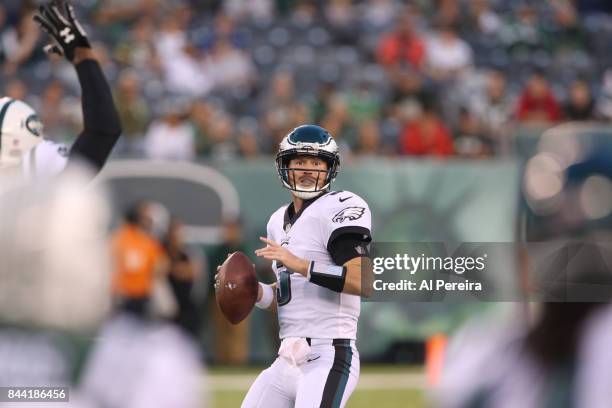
[57,145,69,157]
[332,207,365,223]
[25,115,43,137]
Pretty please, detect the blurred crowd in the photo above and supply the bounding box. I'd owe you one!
[2,0,612,160]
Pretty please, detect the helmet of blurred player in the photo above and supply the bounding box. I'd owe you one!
[0,97,44,168]
[521,123,612,240]
[275,125,340,199]
[0,165,112,332]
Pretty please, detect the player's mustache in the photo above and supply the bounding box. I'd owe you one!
[298,175,317,184]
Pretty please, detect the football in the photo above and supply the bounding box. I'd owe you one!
[215,251,258,324]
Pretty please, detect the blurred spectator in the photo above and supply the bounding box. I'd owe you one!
[197,13,249,51]
[359,0,400,31]
[3,77,28,100]
[321,95,355,154]
[377,11,426,85]
[400,98,454,157]
[345,80,382,124]
[191,100,215,156]
[236,117,261,158]
[596,69,612,121]
[207,218,250,365]
[0,5,12,65]
[145,101,196,161]
[1,1,39,76]
[466,0,501,35]
[355,120,383,157]
[263,71,306,142]
[37,80,81,143]
[156,12,213,97]
[114,69,151,156]
[111,201,169,318]
[435,0,461,27]
[454,107,493,158]
[290,0,317,26]
[498,5,543,57]
[516,71,562,124]
[544,3,588,57]
[95,0,158,28]
[564,79,595,121]
[310,80,338,123]
[205,38,257,92]
[577,0,612,14]
[324,0,359,45]
[469,70,513,150]
[205,113,239,160]
[223,0,275,22]
[377,9,426,98]
[114,16,160,73]
[425,22,473,82]
[164,219,202,338]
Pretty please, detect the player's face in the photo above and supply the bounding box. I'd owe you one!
[288,155,329,191]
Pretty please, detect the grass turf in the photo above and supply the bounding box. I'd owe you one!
[213,389,423,408]
[209,365,425,407]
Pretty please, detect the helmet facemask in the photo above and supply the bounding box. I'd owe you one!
[276,150,339,199]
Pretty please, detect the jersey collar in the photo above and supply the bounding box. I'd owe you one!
[283,191,330,232]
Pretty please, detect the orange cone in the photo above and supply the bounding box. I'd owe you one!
[425,333,448,386]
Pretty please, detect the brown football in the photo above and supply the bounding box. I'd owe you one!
[215,251,258,324]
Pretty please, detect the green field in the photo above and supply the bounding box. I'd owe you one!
[209,365,425,408]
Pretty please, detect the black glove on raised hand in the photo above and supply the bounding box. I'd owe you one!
[33,2,91,62]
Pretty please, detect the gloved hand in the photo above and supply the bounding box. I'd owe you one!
[33,2,91,62]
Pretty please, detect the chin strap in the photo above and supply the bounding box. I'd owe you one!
[292,189,328,200]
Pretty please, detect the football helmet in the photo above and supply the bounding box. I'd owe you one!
[0,97,44,168]
[276,125,340,199]
[0,165,112,332]
[522,123,612,240]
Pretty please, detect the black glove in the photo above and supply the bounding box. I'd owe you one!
[33,2,91,62]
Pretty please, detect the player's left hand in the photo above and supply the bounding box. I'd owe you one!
[33,2,91,62]
[255,237,309,276]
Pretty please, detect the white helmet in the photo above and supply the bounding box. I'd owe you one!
[0,165,112,332]
[0,97,44,168]
[275,125,340,199]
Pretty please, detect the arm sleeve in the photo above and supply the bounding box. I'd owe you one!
[328,230,372,266]
[69,59,122,172]
[322,193,372,265]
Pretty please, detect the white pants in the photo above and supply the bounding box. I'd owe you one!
[242,339,360,408]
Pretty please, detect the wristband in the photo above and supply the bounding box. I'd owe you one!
[255,282,274,309]
[308,261,347,292]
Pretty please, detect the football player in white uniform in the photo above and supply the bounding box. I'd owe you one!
[243,125,373,408]
[0,2,121,179]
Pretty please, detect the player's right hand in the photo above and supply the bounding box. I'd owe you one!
[33,2,91,62]
[213,265,221,291]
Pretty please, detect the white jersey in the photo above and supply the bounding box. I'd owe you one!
[267,190,372,340]
[20,140,69,180]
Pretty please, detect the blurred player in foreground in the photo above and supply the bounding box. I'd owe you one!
[0,168,207,407]
[0,166,111,406]
[242,125,373,407]
[0,1,121,179]
[435,123,612,408]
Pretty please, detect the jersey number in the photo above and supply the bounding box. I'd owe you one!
[276,270,292,306]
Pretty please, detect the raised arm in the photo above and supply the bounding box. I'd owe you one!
[33,2,121,173]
